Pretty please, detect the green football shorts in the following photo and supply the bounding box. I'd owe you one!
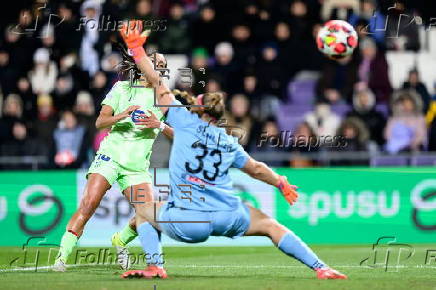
[87,153,152,190]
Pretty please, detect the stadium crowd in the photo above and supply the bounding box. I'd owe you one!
[1,0,436,169]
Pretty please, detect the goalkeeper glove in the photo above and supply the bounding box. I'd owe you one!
[277,175,298,205]
[120,20,150,62]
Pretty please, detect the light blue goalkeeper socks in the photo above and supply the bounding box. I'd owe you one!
[137,222,164,266]
[278,232,325,269]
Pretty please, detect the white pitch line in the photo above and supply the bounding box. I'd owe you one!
[1,264,435,273]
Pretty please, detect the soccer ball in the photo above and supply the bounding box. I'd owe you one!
[317,20,358,59]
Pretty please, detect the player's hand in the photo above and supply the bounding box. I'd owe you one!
[135,110,161,128]
[276,175,298,205]
[120,20,150,49]
[119,105,140,120]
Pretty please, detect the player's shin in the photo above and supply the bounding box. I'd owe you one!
[277,231,326,270]
[137,222,164,266]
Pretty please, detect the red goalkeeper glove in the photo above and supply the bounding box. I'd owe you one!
[120,20,150,62]
[277,175,298,205]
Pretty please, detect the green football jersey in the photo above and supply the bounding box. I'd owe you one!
[98,81,163,171]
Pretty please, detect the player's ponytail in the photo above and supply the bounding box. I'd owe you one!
[203,92,225,120]
[172,90,225,120]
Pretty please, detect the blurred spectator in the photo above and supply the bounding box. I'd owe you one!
[296,23,326,73]
[53,74,76,111]
[211,42,240,94]
[52,111,88,168]
[346,87,386,146]
[230,24,256,67]
[251,7,275,45]
[332,117,369,165]
[134,0,153,20]
[34,94,57,146]
[240,73,259,100]
[101,53,122,84]
[39,24,61,62]
[205,78,222,94]
[158,3,190,54]
[250,117,286,167]
[29,48,58,95]
[80,0,102,76]
[385,2,420,51]
[224,94,253,148]
[255,43,283,98]
[0,49,16,96]
[304,102,341,138]
[90,71,109,111]
[316,55,358,104]
[55,3,83,55]
[336,117,369,151]
[15,77,37,121]
[321,0,359,22]
[0,94,23,142]
[288,0,313,40]
[2,26,36,87]
[349,0,386,45]
[74,91,96,149]
[402,69,430,113]
[0,122,43,163]
[290,122,318,168]
[358,38,392,103]
[385,90,427,154]
[192,5,221,55]
[189,48,210,94]
[59,53,90,92]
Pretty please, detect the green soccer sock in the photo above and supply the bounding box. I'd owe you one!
[118,224,138,246]
[57,231,78,262]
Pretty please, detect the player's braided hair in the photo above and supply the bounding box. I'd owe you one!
[116,43,168,83]
[172,90,225,120]
[116,43,142,83]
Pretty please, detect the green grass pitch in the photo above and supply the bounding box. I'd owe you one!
[1,245,435,290]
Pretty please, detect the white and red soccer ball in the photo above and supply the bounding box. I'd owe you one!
[317,20,358,59]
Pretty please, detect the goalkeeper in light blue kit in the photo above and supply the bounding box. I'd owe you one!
[119,20,347,280]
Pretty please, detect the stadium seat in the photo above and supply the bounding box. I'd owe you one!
[287,71,320,105]
[370,155,409,167]
[277,105,311,132]
[287,79,317,105]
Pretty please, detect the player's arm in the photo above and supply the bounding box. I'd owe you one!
[95,105,140,129]
[241,157,298,205]
[119,20,175,114]
[135,110,174,140]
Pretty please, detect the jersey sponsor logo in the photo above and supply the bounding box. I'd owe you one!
[131,109,146,123]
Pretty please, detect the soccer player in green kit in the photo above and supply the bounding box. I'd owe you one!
[53,42,173,271]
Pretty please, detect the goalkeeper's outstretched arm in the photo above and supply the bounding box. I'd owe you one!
[119,20,174,114]
[241,157,298,205]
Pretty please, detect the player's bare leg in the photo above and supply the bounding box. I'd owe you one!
[54,173,111,271]
[120,185,167,279]
[244,205,347,280]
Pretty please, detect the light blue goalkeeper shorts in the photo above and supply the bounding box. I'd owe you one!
[158,202,251,243]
